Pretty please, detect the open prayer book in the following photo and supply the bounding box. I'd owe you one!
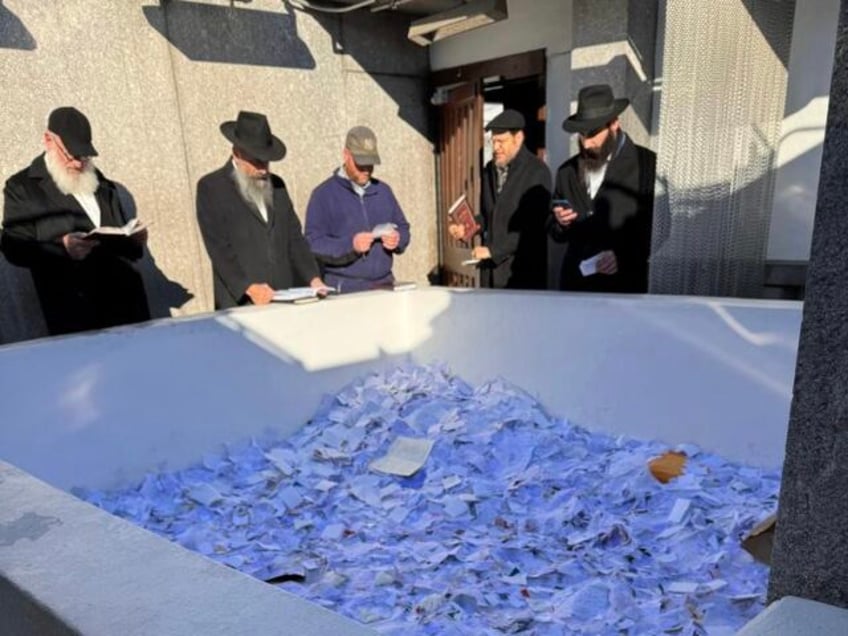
[84,218,148,240]
[271,286,337,303]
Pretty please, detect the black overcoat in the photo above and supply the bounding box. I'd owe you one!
[1,154,150,335]
[196,163,320,309]
[548,135,656,293]
[480,145,551,289]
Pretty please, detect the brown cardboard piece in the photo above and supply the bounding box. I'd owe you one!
[741,512,777,565]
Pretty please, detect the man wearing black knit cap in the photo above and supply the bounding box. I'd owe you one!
[548,84,656,293]
[1,106,150,335]
[449,109,551,289]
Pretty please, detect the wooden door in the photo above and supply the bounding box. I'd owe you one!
[438,82,483,287]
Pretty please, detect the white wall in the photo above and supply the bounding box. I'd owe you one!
[767,0,840,262]
[0,288,800,492]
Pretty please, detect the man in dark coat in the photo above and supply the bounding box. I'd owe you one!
[450,109,551,289]
[1,106,150,336]
[196,111,326,309]
[548,84,656,293]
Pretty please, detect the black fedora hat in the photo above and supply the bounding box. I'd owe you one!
[562,85,629,134]
[220,111,286,162]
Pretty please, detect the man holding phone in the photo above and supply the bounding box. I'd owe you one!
[548,84,656,293]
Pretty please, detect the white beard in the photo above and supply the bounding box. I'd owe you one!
[44,150,98,197]
[232,166,273,211]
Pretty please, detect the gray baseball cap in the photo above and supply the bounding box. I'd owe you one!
[345,125,381,165]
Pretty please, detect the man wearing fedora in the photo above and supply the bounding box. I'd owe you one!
[449,109,551,289]
[548,84,656,293]
[1,106,150,335]
[304,125,410,293]
[196,111,327,309]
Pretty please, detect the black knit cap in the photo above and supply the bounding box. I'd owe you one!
[485,109,525,132]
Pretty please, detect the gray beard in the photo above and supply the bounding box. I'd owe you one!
[44,150,98,197]
[232,167,273,211]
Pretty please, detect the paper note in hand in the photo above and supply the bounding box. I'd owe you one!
[370,436,434,477]
[371,223,397,239]
[85,218,148,240]
[461,258,481,266]
[447,194,480,242]
[579,253,602,277]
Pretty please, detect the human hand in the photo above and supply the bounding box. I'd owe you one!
[448,223,466,240]
[309,277,331,297]
[353,232,374,254]
[382,230,400,251]
[596,250,618,275]
[63,232,97,260]
[472,246,491,261]
[553,205,578,227]
[245,283,274,305]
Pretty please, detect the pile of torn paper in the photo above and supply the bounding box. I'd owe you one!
[77,365,779,635]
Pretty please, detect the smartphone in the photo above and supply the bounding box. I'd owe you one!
[551,198,571,209]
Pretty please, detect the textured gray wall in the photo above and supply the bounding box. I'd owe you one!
[768,0,848,608]
[0,1,435,344]
[571,0,657,151]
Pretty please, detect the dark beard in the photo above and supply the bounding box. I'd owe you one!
[579,129,618,173]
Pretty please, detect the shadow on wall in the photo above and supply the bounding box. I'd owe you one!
[143,0,316,69]
[301,3,433,140]
[114,184,193,319]
[0,1,36,51]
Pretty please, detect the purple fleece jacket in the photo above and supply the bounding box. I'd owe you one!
[304,172,411,292]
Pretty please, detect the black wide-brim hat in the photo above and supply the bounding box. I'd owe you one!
[562,84,629,134]
[220,111,286,162]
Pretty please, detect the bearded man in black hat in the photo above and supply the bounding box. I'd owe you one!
[196,111,327,309]
[1,106,150,336]
[548,84,656,293]
[449,109,551,289]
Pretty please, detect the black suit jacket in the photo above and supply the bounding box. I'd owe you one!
[196,163,320,309]
[1,154,150,335]
[480,145,551,289]
[548,135,656,293]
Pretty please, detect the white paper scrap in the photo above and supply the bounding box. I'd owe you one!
[668,498,691,524]
[579,253,602,276]
[371,222,397,238]
[369,436,434,477]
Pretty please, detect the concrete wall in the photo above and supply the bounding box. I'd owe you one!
[0,287,801,633]
[0,0,436,344]
[767,0,839,262]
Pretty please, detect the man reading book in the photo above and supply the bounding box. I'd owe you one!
[1,106,150,335]
[448,110,551,289]
[196,111,327,308]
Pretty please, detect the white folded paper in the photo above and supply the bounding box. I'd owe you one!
[370,436,434,477]
[579,253,602,276]
[372,223,398,238]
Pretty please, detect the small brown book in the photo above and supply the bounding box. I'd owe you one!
[447,194,480,242]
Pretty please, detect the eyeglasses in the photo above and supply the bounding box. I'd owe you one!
[579,124,610,140]
[49,133,88,164]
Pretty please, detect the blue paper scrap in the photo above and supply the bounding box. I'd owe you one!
[76,364,779,635]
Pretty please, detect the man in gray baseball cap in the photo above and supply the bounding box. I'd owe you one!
[304,125,410,293]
